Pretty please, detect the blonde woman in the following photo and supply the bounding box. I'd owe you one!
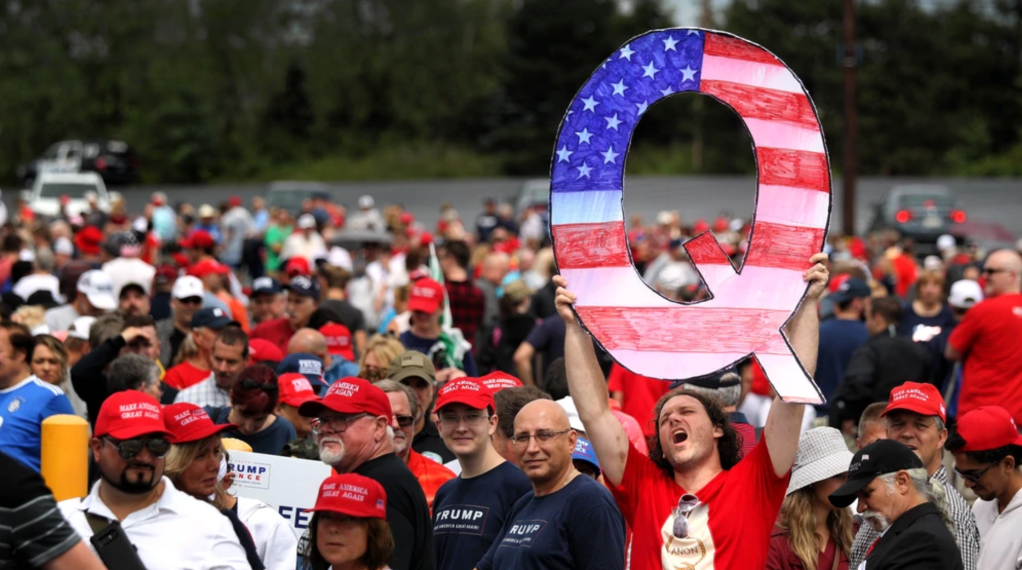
[31,334,88,419]
[767,427,857,570]
[357,334,405,382]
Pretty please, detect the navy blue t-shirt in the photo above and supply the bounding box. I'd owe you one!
[523,315,566,377]
[206,406,297,455]
[477,474,625,570]
[399,330,479,376]
[433,461,533,570]
[815,319,869,414]
[898,302,956,342]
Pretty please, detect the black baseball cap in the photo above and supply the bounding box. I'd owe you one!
[828,439,924,508]
[284,275,321,301]
[252,276,283,296]
[190,307,238,330]
[829,278,871,304]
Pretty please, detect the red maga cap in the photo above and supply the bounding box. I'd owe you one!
[183,230,216,250]
[408,278,444,314]
[95,391,171,440]
[477,371,523,393]
[162,403,237,444]
[188,258,230,279]
[320,323,356,361]
[278,373,321,408]
[308,474,387,519]
[953,406,1022,453]
[249,339,284,364]
[882,381,947,423]
[298,377,392,420]
[434,377,495,413]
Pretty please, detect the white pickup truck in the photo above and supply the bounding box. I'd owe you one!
[22,172,120,218]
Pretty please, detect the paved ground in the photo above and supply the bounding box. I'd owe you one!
[8,176,1022,240]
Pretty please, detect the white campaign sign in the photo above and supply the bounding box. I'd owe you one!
[228,450,332,539]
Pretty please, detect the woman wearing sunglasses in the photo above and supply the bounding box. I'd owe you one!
[767,427,857,570]
[301,473,394,570]
[163,402,266,569]
[205,364,297,454]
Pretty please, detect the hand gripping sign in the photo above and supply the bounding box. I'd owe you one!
[550,29,829,404]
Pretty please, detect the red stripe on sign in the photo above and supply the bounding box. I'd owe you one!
[684,233,732,266]
[757,148,830,193]
[702,81,819,130]
[552,222,630,269]
[703,34,782,66]
[745,221,825,270]
[576,306,791,354]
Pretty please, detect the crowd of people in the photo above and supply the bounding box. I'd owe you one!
[1,191,1021,570]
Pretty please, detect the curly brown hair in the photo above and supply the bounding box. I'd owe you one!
[648,387,743,476]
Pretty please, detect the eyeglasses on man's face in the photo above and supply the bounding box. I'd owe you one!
[311,413,369,434]
[103,436,171,460]
[439,413,490,428]
[954,462,996,484]
[511,429,571,448]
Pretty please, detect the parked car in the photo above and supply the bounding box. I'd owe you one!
[18,140,140,187]
[266,181,332,216]
[867,185,967,253]
[21,172,114,218]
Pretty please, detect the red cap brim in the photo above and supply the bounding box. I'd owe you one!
[104,425,173,441]
[168,423,238,444]
[281,393,321,409]
[881,401,946,423]
[434,392,494,414]
[408,298,442,314]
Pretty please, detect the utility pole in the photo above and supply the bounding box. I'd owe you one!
[842,0,858,236]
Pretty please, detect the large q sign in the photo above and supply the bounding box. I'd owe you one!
[550,29,829,404]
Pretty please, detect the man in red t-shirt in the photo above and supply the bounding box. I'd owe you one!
[552,253,829,570]
[250,275,319,351]
[947,249,1022,423]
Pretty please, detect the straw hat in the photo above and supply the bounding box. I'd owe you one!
[786,427,854,496]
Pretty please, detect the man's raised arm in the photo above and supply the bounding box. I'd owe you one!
[765,253,829,477]
[554,275,630,486]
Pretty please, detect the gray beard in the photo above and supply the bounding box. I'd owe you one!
[862,510,891,533]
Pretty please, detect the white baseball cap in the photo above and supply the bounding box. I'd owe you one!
[53,237,74,256]
[198,204,217,218]
[297,214,317,229]
[68,316,97,340]
[326,246,353,272]
[923,255,943,271]
[172,275,205,300]
[358,195,374,209]
[556,396,586,433]
[77,270,117,311]
[936,234,956,252]
[948,279,984,309]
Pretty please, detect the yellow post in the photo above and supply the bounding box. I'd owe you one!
[41,414,90,502]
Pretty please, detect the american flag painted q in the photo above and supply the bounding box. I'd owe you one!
[550,29,830,404]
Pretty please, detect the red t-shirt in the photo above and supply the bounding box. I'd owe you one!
[606,364,671,439]
[407,450,456,511]
[609,436,789,570]
[249,317,296,352]
[948,293,1022,423]
[164,361,212,390]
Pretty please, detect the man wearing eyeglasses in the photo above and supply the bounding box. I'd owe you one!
[552,253,829,570]
[945,405,1022,570]
[375,379,455,508]
[846,381,980,570]
[947,249,1022,426]
[299,377,434,570]
[431,377,532,570]
[476,399,625,570]
[57,390,250,569]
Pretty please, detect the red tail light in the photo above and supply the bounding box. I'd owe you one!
[895,210,912,223]
[95,157,107,171]
[950,210,966,223]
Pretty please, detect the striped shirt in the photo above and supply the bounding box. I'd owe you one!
[0,451,80,568]
[849,466,980,570]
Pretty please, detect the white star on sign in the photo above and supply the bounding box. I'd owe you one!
[601,146,620,164]
[556,145,574,163]
[577,163,593,179]
[663,36,678,52]
[605,113,622,131]
[575,128,593,145]
[660,85,675,97]
[619,44,635,61]
[680,66,697,82]
[581,95,600,113]
[611,79,629,97]
[636,100,649,115]
[642,61,660,80]
[687,30,700,36]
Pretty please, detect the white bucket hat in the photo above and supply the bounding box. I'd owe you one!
[786,427,854,496]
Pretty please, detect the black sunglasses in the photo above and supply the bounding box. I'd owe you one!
[103,436,171,460]
[394,415,415,428]
[178,296,203,305]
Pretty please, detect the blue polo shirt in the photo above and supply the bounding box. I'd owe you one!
[0,376,74,471]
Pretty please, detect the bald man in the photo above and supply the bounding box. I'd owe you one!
[476,400,625,570]
[287,328,359,385]
[947,249,1022,424]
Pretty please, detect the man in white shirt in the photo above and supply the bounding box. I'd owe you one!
[58,390,249,569]
[280,214,326,263]
[44,270,116,332]
[946,405,1022,570]
[101,232,156,306]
